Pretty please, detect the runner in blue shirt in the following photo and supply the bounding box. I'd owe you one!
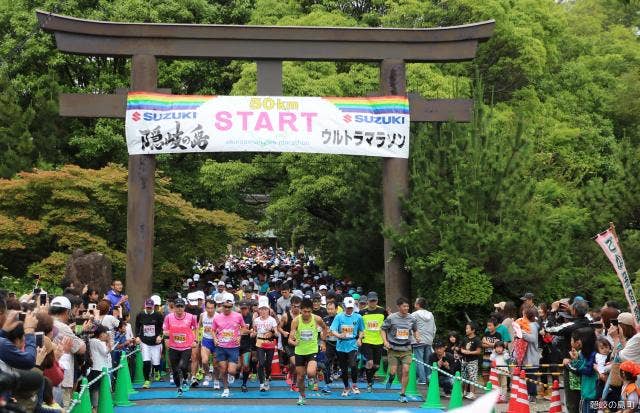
[330,297,365,396]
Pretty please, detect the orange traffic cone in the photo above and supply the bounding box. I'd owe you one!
[549,380,562,413]
[517,370,531,413]
[507,367,521,412]
[271,350,283,378]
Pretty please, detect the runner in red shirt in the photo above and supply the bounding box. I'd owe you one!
[162,297,198,397]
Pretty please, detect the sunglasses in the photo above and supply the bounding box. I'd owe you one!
[175,305,185,308]
[223,305,233,309]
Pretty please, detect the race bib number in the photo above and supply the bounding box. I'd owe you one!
[395,328,409,340]
[203,326,212,334]
[366,321,380,331]
[173,333,186,344]
[341,325,354,337]
[220,329,235,343]
[143,325,155,337]
[300,330,314,341]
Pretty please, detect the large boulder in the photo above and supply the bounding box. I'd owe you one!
[64,249,112,293]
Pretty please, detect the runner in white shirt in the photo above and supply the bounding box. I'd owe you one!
[200,299,217,387]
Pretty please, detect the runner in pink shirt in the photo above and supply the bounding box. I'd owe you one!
[162,297,198,397]
[212,294,247,397]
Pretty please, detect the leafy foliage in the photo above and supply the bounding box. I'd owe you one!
[0,164,248,292]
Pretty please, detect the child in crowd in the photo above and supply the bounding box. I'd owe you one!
[620,360,640,413]
[41,377,63,413]
[89,325,112,411]
[489,341,511,403]
[460,322,482,400]
[594,337,612,412]
[481,318,502,383]
[428,340,455,397]
[445,331,462,374]
[567,327,597,413]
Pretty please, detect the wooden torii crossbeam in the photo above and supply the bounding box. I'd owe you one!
[38,11,494,311]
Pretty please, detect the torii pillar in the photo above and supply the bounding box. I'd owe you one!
[37,11,494,311]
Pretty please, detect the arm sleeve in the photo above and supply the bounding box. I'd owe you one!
[135,314,141,337]
[330,316,340,334]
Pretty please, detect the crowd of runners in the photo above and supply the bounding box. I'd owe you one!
[4,245,640,413]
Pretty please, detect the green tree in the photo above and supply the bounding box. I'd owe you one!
[0,164,249,293]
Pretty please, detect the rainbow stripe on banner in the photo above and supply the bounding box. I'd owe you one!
[127,92,214,111]
[324,96,409,114]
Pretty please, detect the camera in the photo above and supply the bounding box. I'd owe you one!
[35,332,44,348]
[17,312,26,322]
[39,293,47,306]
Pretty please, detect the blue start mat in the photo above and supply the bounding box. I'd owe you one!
[115,405,439,413]
[129,389,423,402]
[135,380,402,390]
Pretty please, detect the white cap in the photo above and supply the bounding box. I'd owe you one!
[258,296,270,309]
[241,280,249,286]
[218,281,226,286]
[193,274,200,282]
[187,292,198,304]
[292,290,304,299]
[195,291,206,301]
[319,285,327,291]
[213,293,225,304]
[187,278,193,283]
[150,295,161,306]
[50,296,71,310]
[343,297,355,308]
[223,292,235,304]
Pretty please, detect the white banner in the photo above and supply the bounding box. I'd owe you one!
[125,93,410,158]
[595,226,640,323]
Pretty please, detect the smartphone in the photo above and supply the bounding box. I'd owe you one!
[35,332,44,347]
[40,293,47,306]
[611,319,619,326]
[88,303,97,311]
[18,312,26,322]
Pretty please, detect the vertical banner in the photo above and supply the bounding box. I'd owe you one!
[594,223,640,323]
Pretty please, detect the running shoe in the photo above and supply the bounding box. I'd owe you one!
[265,379,270,391]
[182,382,190,392]
[260,383,266,392]
[367,384,373,393]
[227,374,235,384]
[297,396,306,406]
[312,382,319,392]
[351,385,360,395]
[291,384,299,392]
[341,388,350,397]
[196,369,204,381]
[190,378,199,388]
[286,372,293,385]
[154,371,161,382]
[321,385,332,394]
[170,376,174,384]
[142,380,151,389]
[213,380,220,390]
[203,378,210,387]
[176,389,183,398]
[241,385,248,393]
[398,394,408,403]
[221,388,230,398]
[464,392,476,400]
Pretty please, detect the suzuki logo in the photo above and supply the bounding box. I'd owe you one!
[343,114,352,123]
[132,112,141,122]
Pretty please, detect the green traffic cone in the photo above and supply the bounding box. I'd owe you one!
[70,392,81,413]
[406,361,420,396]
[133,347,145,385]
[485,382,496,413]
[120,351,138,395]
[420,363,443,409]
[79,377,91,413]
[447,371,463,410]
[114,352,136,406]
[97,367,114,413]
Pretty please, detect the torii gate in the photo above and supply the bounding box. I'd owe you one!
[38,11,494,312]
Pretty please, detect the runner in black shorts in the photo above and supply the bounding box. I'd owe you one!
[238,300,254,392]
[278,295,302,391]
